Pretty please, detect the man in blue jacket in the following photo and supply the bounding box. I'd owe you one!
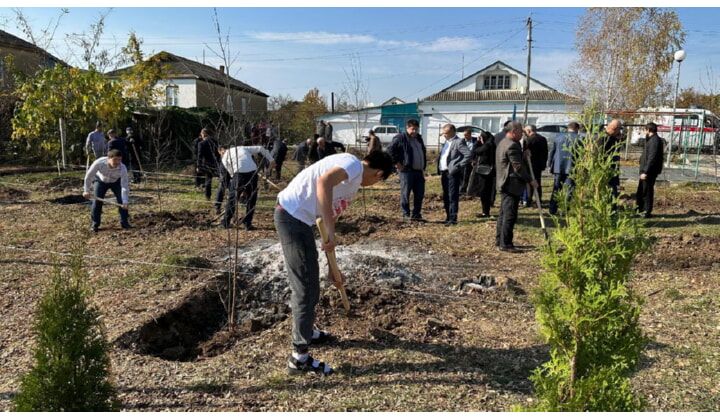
[547,122,581,215]
[386,119,427,221]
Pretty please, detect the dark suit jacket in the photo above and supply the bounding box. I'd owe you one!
[197,136,220,171]
[496,137,532,196]
[639,134,664,177]
[525,133,548,172]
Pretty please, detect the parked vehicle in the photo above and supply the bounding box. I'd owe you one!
[627,107,720,152]
[456,125,491,138]
[361,125,400,145]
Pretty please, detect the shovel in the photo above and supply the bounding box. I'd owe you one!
[524,154,549,240]
[90,195,153,216]
[315,217,351,314]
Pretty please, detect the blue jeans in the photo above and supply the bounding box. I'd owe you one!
[91,177,129,228]
[274,207,319,353]
[399,169,425,218]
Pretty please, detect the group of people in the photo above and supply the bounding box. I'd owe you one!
[82,116,665,377]
[291,134,347,174]
[82,122,143,232]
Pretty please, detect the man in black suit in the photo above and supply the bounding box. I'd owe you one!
[523,125,548,206]
[196,128,221,200]
[270,138,289,181]
[636,122,664,218]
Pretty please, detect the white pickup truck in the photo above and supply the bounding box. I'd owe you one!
[361,125,400,145]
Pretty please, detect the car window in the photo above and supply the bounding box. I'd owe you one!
[387,127,398,134]
[375,127,386,134]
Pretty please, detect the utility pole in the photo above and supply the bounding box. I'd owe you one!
[522,15,532,126]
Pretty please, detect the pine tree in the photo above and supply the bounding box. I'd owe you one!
[14,250,119,411]
[523,108,649,411]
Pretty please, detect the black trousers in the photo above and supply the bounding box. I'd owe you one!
[223,171,258,228]
[496,191,520,249]
[636,174,657,216]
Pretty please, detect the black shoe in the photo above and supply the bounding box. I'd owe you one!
[244,225,257,231]
[286,354,333,375]
[641,213,652,219]
[215,207,222,215]
[498,246,520,254]
[121,223,133,229]
[90,224,99,233]
[410,215,427,223]
[444,220,457,226]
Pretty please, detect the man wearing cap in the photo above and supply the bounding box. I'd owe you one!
[126,127,143,183]
[86,122,107,159]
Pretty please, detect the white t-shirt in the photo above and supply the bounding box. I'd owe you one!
[277,153,363,226]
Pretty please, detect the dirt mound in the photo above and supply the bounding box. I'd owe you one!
[41,176,82,192]
[0,185,30,200]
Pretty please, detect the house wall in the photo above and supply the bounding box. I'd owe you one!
[196,80,267,119]
[156,78,197,108]
[419,101,583,146]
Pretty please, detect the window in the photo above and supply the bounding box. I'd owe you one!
[375,127,386,134]
[226,94,233,113]
[472,117,501,133]
[165,85,179,107]
[483,75,511,90]
[387,127,398,135]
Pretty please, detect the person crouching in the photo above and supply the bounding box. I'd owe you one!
[83,149,131,232]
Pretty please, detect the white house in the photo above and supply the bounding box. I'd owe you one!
[418,61,585,146]
[318,61,584,148]
[107,51,269,120]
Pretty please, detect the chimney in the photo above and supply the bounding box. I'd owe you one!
[219,65,225,74]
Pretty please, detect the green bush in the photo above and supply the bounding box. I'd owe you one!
[521,109,649,411]
[14,251,119,412]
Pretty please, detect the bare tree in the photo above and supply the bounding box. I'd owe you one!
[341,53,371,145]
[562,8,685,112]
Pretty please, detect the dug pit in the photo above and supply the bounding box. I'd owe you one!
[117,239,456,362]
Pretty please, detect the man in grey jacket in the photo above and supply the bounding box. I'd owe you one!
[495,122,537,253]
[85,121,107,159]
[437,124,472,225]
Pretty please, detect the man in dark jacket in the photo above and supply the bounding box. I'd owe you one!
[636,122,664,218]
[547,122,581,215]
[196,128,221,200]
[597,119,623,212]
[523,125,549,206]
[125,127,144,183]
[270,138,289,181]
[293,138,311,174]
[495,122,537,253]
[386,119,427,221]
[107,129,130,168]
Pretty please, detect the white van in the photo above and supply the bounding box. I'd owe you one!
[361,125,400,145]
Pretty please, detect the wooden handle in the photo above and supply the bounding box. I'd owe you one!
[316,217,351,314]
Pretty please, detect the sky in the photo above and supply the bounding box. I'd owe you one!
[2,5,720,109]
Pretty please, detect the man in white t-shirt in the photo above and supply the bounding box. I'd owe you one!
[274,151,393,375]
[82,149,131,232]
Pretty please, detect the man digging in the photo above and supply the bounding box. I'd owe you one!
[83,149,131,232]
[274,150,393,375]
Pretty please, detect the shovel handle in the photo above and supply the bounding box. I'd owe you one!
[316,217,351,314]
